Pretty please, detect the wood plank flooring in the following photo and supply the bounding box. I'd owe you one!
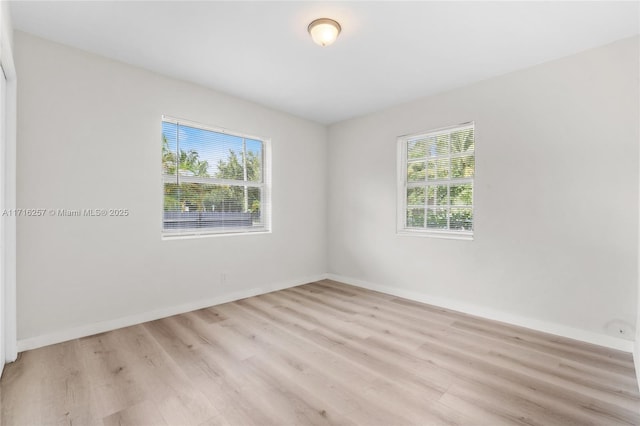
[1,279,639,425]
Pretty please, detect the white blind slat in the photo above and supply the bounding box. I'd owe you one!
[161,117,269,235]
[402,123,474,233]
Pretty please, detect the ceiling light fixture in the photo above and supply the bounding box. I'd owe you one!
[308,18,341,47]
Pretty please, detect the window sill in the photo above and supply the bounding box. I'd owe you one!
[162,228,271,240]
[396,229,473,241]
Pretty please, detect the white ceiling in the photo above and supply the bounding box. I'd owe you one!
[10,1,640,124]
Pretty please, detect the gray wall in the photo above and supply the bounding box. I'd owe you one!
[15,32,328,342]
[327,37,639,345]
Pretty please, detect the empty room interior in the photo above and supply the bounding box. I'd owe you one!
[0,1,639,425]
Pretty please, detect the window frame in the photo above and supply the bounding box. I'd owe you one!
[161,115,272,239]
[396,122,475,240]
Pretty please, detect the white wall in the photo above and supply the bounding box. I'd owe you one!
[636,43,640,386]
[328,37,639,349]
[13,30,640,357]
[636,172,640,384]
[14,32,327,346]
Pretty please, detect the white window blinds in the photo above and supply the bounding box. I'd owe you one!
[162,116,270,236]
[398,123,474,238]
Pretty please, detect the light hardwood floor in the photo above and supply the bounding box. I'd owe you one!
[1,280,639,425]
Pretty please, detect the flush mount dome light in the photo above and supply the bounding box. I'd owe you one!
[308,18,341,47]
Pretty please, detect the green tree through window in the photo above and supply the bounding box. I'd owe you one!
[401,123,474,235]
[161,118,268,235]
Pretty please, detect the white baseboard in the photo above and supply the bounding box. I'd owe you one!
[17,273,327,352]
[634,340,640,391]
[326,273,634,353]
[15,272,636,355]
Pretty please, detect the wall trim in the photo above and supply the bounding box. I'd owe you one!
[634,341,640,391]
[2,0,18,366]
[15,272,637,355]
[17,274,327,352]
[326,273,635,353]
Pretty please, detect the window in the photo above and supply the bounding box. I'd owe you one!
[397,123,474,239]
[161,116,270,237]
